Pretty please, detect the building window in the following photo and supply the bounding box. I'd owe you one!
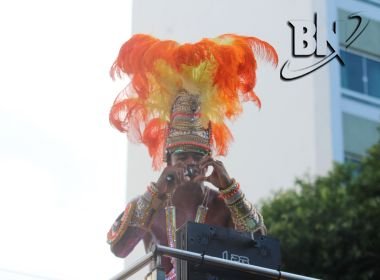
[344,151,362,164]
[340,49,380,99]
[367,58,380,98]
[343,113,380,162]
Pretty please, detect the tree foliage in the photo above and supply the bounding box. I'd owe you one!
[261,141,380,280]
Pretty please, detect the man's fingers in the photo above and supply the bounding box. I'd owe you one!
[199,158,215,169]
[192,174,208,183]
[167,165,188,187]
[199,155,212,165]
[177,169,184,184]
[165,165,185,184]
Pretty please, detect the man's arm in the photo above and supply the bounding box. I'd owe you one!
[220,180,267,235]
[196,156,267,235]
[107,161,188,257]
[107,184,165,257]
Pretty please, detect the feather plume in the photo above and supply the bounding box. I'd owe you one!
[109,34,278,169]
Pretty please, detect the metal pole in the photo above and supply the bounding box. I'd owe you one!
[154,245,321,280]
[110,251,154,280]
[110,245,322,280]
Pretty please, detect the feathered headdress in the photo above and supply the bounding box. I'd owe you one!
[109,34,278,169]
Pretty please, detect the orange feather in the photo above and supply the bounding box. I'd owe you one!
[109,34,278,168]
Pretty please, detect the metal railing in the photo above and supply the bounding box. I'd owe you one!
[110,245,321,280]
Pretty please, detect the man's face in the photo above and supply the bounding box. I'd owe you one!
[169,151,206,179]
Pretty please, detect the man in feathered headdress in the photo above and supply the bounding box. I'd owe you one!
[107,34,278,279]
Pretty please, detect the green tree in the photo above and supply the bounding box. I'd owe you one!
[261,141,380,280]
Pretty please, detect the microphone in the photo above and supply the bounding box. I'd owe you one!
[185,166,195,177]
[166,166,195,182]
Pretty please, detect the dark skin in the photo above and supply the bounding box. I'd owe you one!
[156,152,234,195]
[149,152,235,272]
[112,152,235,273]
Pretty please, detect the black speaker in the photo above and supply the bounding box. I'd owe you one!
[176,222,281,280]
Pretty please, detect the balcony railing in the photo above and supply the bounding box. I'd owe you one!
[111,245,321,280]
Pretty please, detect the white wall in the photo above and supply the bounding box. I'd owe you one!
[127,0,333,202]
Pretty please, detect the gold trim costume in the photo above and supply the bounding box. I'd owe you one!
[106,34,277,277]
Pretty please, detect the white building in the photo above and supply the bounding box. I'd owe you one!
[120,0,380,278]
[126,0,380,207]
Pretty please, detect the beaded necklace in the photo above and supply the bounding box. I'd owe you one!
[164,186,210,280]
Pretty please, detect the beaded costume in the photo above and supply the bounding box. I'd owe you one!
[107,34,277,279]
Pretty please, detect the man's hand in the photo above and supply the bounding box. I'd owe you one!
[155,162,188,196]
[194,156,233,190]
